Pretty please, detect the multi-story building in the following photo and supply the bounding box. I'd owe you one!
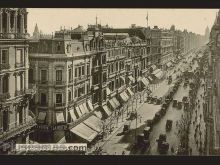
[0,8,36,154]
[160,29,174,70]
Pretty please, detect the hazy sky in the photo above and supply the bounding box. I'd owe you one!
[27,8,218,35]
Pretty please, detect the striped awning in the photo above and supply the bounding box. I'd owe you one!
[87,100,94,111]
[56,112,65,123]
[69,108,77,121]
[106,87,111,95]
[70,123,98,142]
[141,77,149,87]
[102,105,112,117]
[83,115,102,133]
[127,87,134,96]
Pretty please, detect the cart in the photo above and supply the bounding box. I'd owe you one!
[166,120,173,131]
[143,127,151,139]
[123,121,131,133]
[177,101,182,109]
[153,112,161,123]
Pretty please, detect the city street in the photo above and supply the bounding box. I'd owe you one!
[96,49,204,155]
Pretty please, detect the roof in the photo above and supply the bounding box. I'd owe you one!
[73,25,86,33]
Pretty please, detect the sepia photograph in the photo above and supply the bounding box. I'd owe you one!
[0,7,219,156]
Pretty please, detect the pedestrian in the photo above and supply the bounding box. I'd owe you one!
[199,131,202,138]
[171,147,174,154]
[189,147,192,156]
[115,152,117,155]
[196,139,199,148]
[122,151,125,155]
[194,132,196,139]
[193,121,195,126]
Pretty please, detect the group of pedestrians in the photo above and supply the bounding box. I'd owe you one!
[191,77,206,155]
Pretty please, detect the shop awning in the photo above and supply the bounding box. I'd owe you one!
[128,76,135,83]
[127,87,134,96]
[82,103,89,113]
[37,112,46,122]
[120,76,125,83]
[79,104,86,115]
[166,62,172,67]
[112,97,120,108]
[152,69,161,75]
[106,87,111,95]
[120,92,128,102]
[155,71,164,79]
[83,115,102,133]
[75,106,82,118]
[87,100,94,111]
[123,92,130,100]
[94,110,103,119]
[69,109,77,121]
[151,65,157,71]
[147,76,153,82]
[137,77,142,82]
[56,112,65,123]
[102,105,112,117]
[141,77,149,87]
[108,99,117,110]
[70,123,98,142]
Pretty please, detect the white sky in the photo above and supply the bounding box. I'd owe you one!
[27,8,218,35]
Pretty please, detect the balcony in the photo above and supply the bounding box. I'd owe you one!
[39,80,48,85]
[15,63,25,68]
[55,103,66,107]
[15,90,25,97]
[74,76,87,84]
[0,118,36,142]
[0,92,10,101]
[25,84,37,96]
[0,63,10,70]
[55,81,66,86]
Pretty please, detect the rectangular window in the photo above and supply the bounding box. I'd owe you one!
[1,49,8,64]
[87,64,90,75]
[74,89,77,98]
[56,70,62,81]
[2,76,9,93]
[79,67,81,77]
[29,68,34,83]
[68,69,72,82]
[41,93,47,106]
[56,93,62,104]
[68,91,71,102]
[75,67,78,77]
[41,70,47,83]
[16,49,23,64]
[82,66,85,76]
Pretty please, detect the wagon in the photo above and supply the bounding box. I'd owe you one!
[166,120,173,131]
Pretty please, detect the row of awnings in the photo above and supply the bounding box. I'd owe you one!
[38,111,65,123]
[37,100,94,123]
[69,100,93,121]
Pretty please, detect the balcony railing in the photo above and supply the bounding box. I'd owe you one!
[0,118,36,142]
[40,80,48,84]
[15,90,25,97]
[0,92,10,101]
[74,76,87,84]
[26,84,37,95]
[15,63,25,68]
[0,63,10,70]
[55,81,66,85]
[55,103,66,107]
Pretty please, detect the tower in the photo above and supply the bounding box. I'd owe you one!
[33,23,40,39]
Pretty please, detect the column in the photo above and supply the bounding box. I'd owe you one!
[14,11,17,34]
[6,10,10,33]
[24,12,27,33]
[0,9,2,35]
[0,76,2,94]
[20,13,24,34]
